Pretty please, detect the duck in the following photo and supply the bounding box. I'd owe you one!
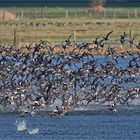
[108,103,117,112]
[53,106,65,116]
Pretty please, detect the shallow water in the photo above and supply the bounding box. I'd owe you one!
[0,106,140,140]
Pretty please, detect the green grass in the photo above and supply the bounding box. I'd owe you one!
[2,7,140,19]
[0,7,140,45]
[0,17,140,45]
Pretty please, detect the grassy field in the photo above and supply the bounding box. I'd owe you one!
[3,7,140,19]
[0,18,140,45]
[0,7,140,46]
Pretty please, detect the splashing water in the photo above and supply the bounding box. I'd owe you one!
[17,120,39,135]
[17,120,27,132]
[28,128,39,135]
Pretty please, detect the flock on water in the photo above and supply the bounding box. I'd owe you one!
[0,30,140,116]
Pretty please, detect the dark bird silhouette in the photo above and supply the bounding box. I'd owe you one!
[135,40,140,49]
[103,31,113,41]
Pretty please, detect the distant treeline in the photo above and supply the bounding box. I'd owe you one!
[0,0,140,7]
[0,0,90,7]
[107,0,140,7]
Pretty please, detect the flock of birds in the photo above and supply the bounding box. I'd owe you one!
[0,30,140,117]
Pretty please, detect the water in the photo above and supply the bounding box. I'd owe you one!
[0,106,140,140]
[17,120,27,132]
[0,47,140,139]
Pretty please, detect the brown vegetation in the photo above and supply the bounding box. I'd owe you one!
[88,5,105,13]
[0,10,16,21]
